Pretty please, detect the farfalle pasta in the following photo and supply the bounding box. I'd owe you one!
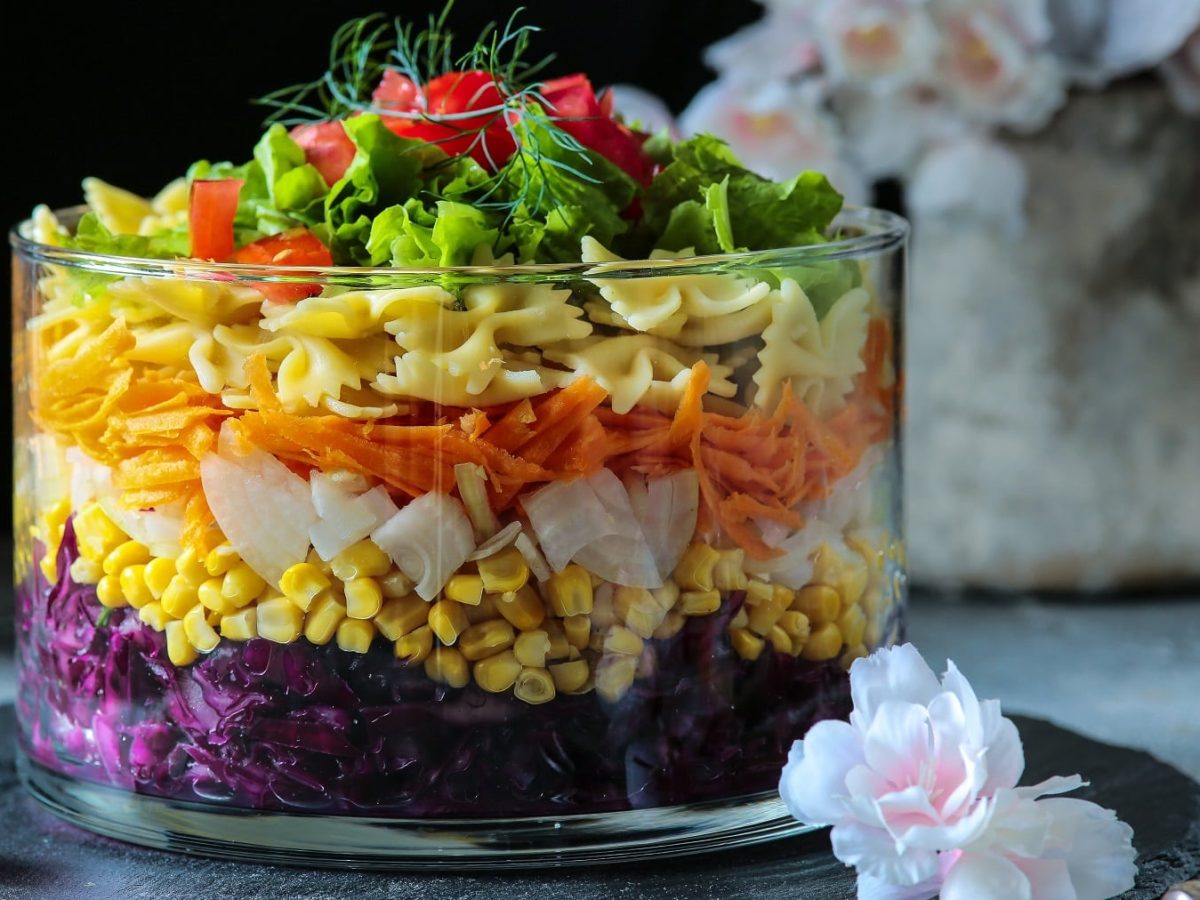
[11,7,905,864]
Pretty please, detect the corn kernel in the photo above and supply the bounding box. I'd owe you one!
[590,583,617,629]
[160,574,199,618]
[344,577,384,620]
[613,586,666,638]
[474,650,522,693]
[652,610,686,640]
[563,614,591,650]
[845,532,884,570]
[713,549,748,592]
[543,621,571,660]
[425,647,470,688]
[257,595,304,644]
[118,565,155,609]
[166,620,198,666]
[139,602,169,632]
[183,604,220,653]
[444,573,484,606]
[651,580,680,612]
[778,610,812,644]
[477,547,530,594]
[747,594,788,636]
[595,654,638,703]
[198,578,237,615]
[513,630,550,668]
[679,589,721,617]
[459,619,516,661]
[102,540,150,576]
[204,542,240,577]
[222,563,266,607]
[861,585,887,617]
[864,617,885,648]
[802,622,844,661]
[514,667,556,705]
[379,569,415,598]
[335,617,375,654]
[729,627,765,661]
[95,575,126,609]
[495,585,545,631]
[74,503,126,562]
[772,584,796,608]
[306,547,333,576]
[305,591,346,645]
[838,604,867,648]
[330,539,391,580]
[429,600,471,645]
[465,592,499,624]
[730,607,750,629]
[174,546,207,586]
[603,625,644,657]
[839,643,869,670]
[745,579,775,606]
[838,564,869,608]
[143,557,177,600]
[279,562,332,612]
[206,608,223,628]
[394,624,433,664]
[793,585,841,625]
[373,595,429,640]
[549,658,590,693]
[69,556,104,585]
[220,608,258,642]
[767,625,793,654]
[674,543,720,592]
[546,565,593,617]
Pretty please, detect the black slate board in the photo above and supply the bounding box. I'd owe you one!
[0,705,1196,899]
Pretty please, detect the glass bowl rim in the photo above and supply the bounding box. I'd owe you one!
[10,204,908,285]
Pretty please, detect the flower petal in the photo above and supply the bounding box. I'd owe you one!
[898,789,995,852]
[863,700,932,787]
[856,871,942,900]
[779,718,864,825]
[979,789,1051,858]
[831,821,940,887]
[941,850,1033,900]
[1009,858,1077,900]
[1013,774,1085,801]
[1037,798,1138,900]
[850,644,943,730]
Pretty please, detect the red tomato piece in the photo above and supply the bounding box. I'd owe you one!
[232,228,333,303]
[372,69,421,111]
[290,121,357,186]
[189,179,244,261]
[540,74,654,185]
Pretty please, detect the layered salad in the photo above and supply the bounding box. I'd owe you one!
[15,12,903,816]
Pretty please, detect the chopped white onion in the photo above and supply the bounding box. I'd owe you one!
[200,427,318,585]
[308,474,399,561]
[744,519,840,589]
[631,470,699,581]
[66,448,112,509]
[371,492,475,601]
[454,462,502,539]
[98,496,185,558]
[515,531,551,582]
[467,521,523,561]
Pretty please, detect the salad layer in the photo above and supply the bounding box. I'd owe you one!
[16,9,903,816]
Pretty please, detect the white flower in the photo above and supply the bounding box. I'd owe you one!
[837,86,964,179]
[1162,28,1200,114]
[907,135,1028,233]
[606,84,678,136]
[929,0,1067,130]
[780,643,1137,900]
[705,10,823,85]
[812,0,941,92]
[680,78,869,202]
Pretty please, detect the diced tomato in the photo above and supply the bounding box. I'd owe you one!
[189,179,243,261]
[290,121,357,186]
[232,228,333,303]
[373,68,517,170]
[540,74,654,185]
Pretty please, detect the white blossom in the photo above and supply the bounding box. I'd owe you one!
[907,136,1027,233]
[812,0,941,92]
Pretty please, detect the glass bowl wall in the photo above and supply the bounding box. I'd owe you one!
[10,207,907,866]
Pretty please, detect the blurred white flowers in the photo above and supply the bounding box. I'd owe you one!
[671,0,1200,227]
[780,643,1138,900]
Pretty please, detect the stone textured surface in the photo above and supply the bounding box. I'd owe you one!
[907,81,1200,589]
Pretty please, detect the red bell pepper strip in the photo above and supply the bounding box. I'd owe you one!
[189,178,243,261]
[232,228,333,303]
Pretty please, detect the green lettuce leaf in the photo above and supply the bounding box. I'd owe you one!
[368,199,499,267]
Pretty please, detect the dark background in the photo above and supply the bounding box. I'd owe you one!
[0,1,760,631]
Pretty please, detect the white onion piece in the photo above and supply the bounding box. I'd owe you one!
[744,519,840,589]
[454,462,502,539]
[515,531,551,582]
[467,521,522,561]
[200,433,318,585]
[572,469,662,587]
[98,495,185,558]
[371,492,475,600]
[67,448,113,509]
[308,476,399,561]
[644,469,699,579]
[798,447,881,533]
[522,477,614,573]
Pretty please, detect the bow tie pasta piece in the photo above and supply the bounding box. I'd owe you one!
[107,276,264,327]
[83,177,188,236]
[581,237,771,339]
[752,280,870,416]
[125,321,247,396]
[371,281,590,405]
[214,325,393,411]
[543,335,736,415]
[260,286,457,340]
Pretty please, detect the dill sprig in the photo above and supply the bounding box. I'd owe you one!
[255,3,606,225]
